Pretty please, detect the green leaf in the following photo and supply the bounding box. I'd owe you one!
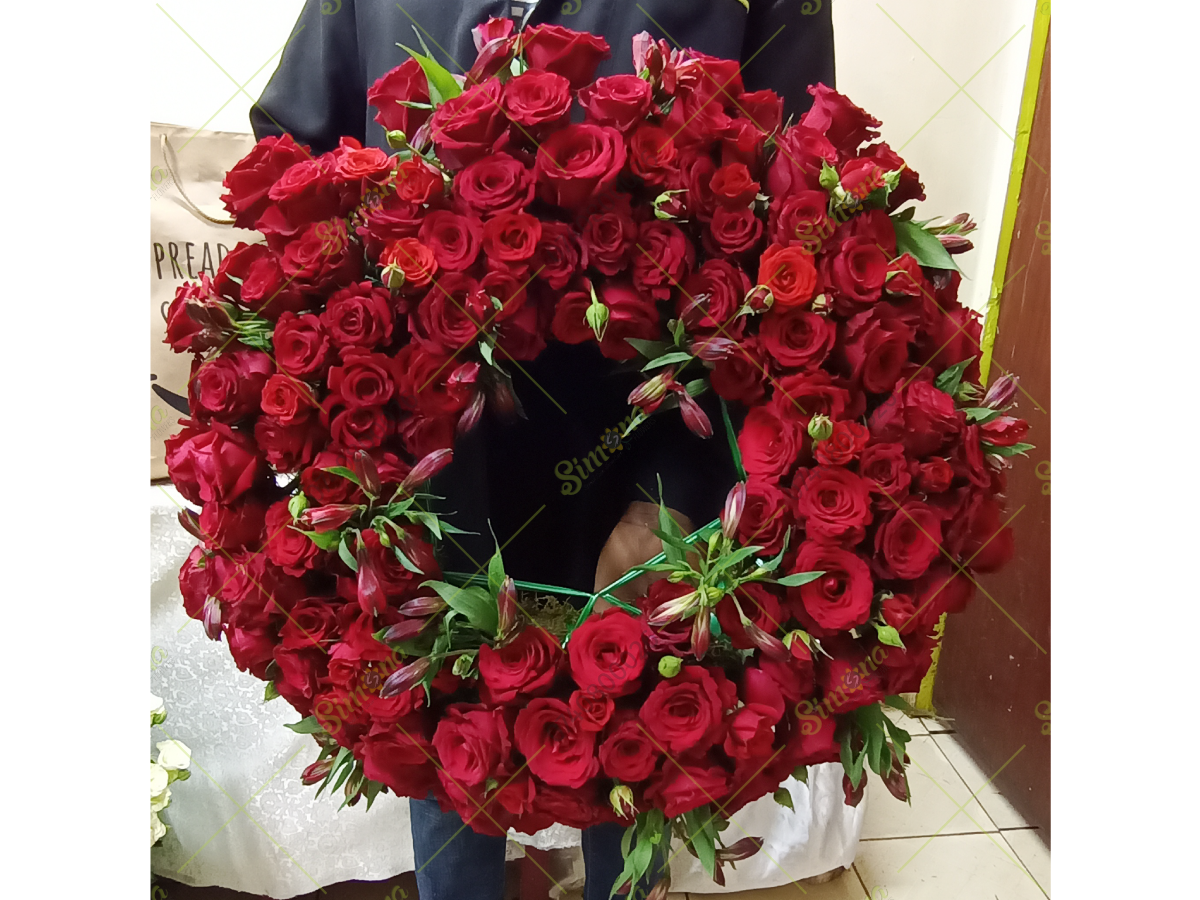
[487,547,506,599]
[792,765,809,785]
[363,779,383,811]
[398,44,462,106]
[892,218,961,271]
[283,716,326,735]
[875,622,905,649]
[322,465,361,486]
[316,746,351,798]
[264,681,280,702]
[338,534,358,572]
[412,510,444,540]
[393,544,425,574]
[883,694,921,716]
[625,337,672,359]
[963,406,1002,425]
[422,581,498,635]
[684,809,717,878]
[772,787,794,812]
[884,716,912,754]
[671,317,687,346]
[720,398,746,481]
[287,492,308,520]
[934,356,976,396]
[622,411,647,437]
[641,350,693,372]
[775,569,825,587]
[983,441,1035,458]
[683,378,708,398]
[710,545,761,574]
[754,527,792,574]
[893,205,917,222]
[479,338,495,367]
[294,527,342,550]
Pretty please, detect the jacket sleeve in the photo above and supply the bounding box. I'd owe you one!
[250,0,366,153]
[740,0,836,121]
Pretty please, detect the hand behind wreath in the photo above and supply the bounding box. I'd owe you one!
[593,501,694,609]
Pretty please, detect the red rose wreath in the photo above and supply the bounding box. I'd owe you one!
[164,18,1032,896]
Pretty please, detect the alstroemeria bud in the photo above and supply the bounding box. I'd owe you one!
[677,391,713,439]
[716,837,763,863]
[344,766,364,804]
[628,371,675,414]
[380,656,431,698]
[496,576,518,640]
[657,656,682,678]
[647,590,699,626]
[691,610,710,659]
[400,448,454,494]
[646,878,672,900]
[692,335,737,361]
[300,758,333,786]
[448,361,481,387]
[457,390,486,435]
[980,416,1029,447]
[807,414,833,442]
[177,509,206,541]
[743,620,789,662]
[982,374,1019,410]
[383,617,432,643]
[398,596,446,617]
[938,233,974,254]
[356,543,386,616]
[722,482,747,540]
[201,596,222,641]
[300,504,358,533]
[610,784,636,818]
[353,450,382,499]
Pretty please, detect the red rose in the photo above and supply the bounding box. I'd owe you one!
[858,442,913,504]
[551,281,658,361]
[320,282,394,350]
[739,89,784,135]
[263,501,321,576]
[411,272,489,352]
[881,593,921,636]
[301,449,361,504]
[360,720,440,798]
[876,501,943,580]
[165,419,265,505]
[769,190,834,252]
[758,244,817,308]
[367,58,432,136]
[501,69,572,135]
[430,79,508,169]
[332,136,393,185]
[532,221,582,290]
[765,126,837,197]
[629,125,678,186]
[738,406,802,483]
[526,783,607,831]
[272,646,325,711]
[567,610,646,698]
[327,349,395,408]
[418,210,483,273]
[483,211,542,268]
[329,406,391,449]
[915,457,954,494]
[736,477,793,556]
[947,492,1014,573]
[189,349,273,422]
[392,346,475,416]
[380,237,438,290]
[841,305,914,394]
[580,203,637,276]
[226,624,277,679]
[800,84,881,157]
[839,158,888,202]
[433,703,513,786]
[221,134,311,229]
[673,150,719,220]
[268,158,346,227]
[818,644,884,714]
[912,563,975,629]
[679,259,750,336]
[794,465,873,544]
[640,666,735,754]
[534,124,627,210]
[598,715,660,783]
[771,370,862,425]
[704,206,763,257]
[646,763,730,818]
[477,626,563,705]
[254,414,326,471]
[522,25,611,90]
[720,118,766,171]
[355,193,425,257]
[198,497,267,552]
[874,633,937,694]
[861,141,926,208]
[723,704,777,762]
[710,163,760,208]
[788,542,873,632]
[260,373,315,425]
[514,697,599,789]
[569,689,614,733]
[454,152,536,218]
[279,594,343,650]
[824,236,888,305]
[579,74,653,132]
[393,159,444,205]
[631,219,694,301]
[711,337,768,405]
[760,308,835,371]
[281,218,362,293]
[869,375,964,458]
[813,421,869,466]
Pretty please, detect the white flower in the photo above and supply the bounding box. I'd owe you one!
[150,762,169,797]
[151,693,166,726]
[155,740,192,771]
[151,810,167,846]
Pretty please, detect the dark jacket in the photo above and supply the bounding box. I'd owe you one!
[252,0,835,593]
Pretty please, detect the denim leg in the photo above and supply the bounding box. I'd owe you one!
[582,821,666,900]
[409,795,507,900]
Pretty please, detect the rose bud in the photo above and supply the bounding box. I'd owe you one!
[609,784,637,819]
[383,617,433,643]
[657,655,682,678]
[352,450,382,499]
[398,596,446,617]
[356,543,386,616]
[692,335,738,361]
[982,374,1019,411]
[300,758,333,786]
[647,590,699,626]
[457,391,486,435]
[678,391,713,439]
[691,610,711,659]
[380,656,431,698]
[201,597,222,641]
[980,416,1029,447]
[721,482,747,540]
[716,837,763,863]
[743,620,789,662]
[586,296,610,342]
[744,284,773,313]
[177,509,206,541]
[628,371,676,415]
[496,576,518,641]
[300,504,359,533]
[400,448,454,494]
[807,414,834,442]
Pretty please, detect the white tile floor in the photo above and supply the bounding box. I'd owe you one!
[671,709,1050,900]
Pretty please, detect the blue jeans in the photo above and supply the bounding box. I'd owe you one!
[410,796,663,900]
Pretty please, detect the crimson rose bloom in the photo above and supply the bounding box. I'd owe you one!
[789,542,873,632]
[579,74,653,132]
[824,236,888,304]
[221,134,310,229]
[165,419,264,506]
[640,666,736,755]
[320,282,394,350]
[532,221,582,290]
[483,212,543,267]
[760,308,835,371]
[327,349,395,408]
[858,442,913,504]
[567,610,646,698]
[380,237,438,290]
[705,206,763,257]
[568,690,614,733]
[711,336,768,405]
[418,210,483,273]
[522,24,610,89]
[430,79,508,169]
[367,58,431,136]
[710,163,760,208]
[813,420,869,467]
[795,466,873,544]
[477,626,562,705]
[629,125,678,186]
[199,497,266,552]
[758,244,817,308]
[631,219,694,301]
[329,405,390,449]
[765,126,837,197]
[359,720,440,797]
[598,715,660,783]
[818,645,885,715]
[514,697,599,788]
[433,703,513,786]
[189,349,273,422]
[869,375,964,458]
[263,500,321,575]
[716,582,786,650]
[800,84,881,157]
[581,203,637,276]
[738,405,802,483]
[842,305,915,394]
[646,763,731,819]
[551,281,657,360]
[501,69,572,135]
[454,152,536,217]
[535,124,627,210]
[876,500,943,580]
[736,477,794,556]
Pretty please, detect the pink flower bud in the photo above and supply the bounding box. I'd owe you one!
[743,621,789,662]
[383,618,432,643]
[201,596,222,641]
[352,450,382,498]
[692,336,738,361]
[717,837,764,862]
[301,758,333,786]
[299,504,358,533]
[448,361,481,387]
[398,596,446,617]
[496,576,518,640]
[177,509,206,541]
[938,233,974,254]
[400,448,454,494]
[457,391,486,435]
[380,657,431,698]
[678,392,713,439]
[356,544,386,616]
[691,610,710,659]
[627,371,675,414]
[722,482,747,540]
[980,416,1029,447]
[647,590,699,626]
[982,374,1019,410]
